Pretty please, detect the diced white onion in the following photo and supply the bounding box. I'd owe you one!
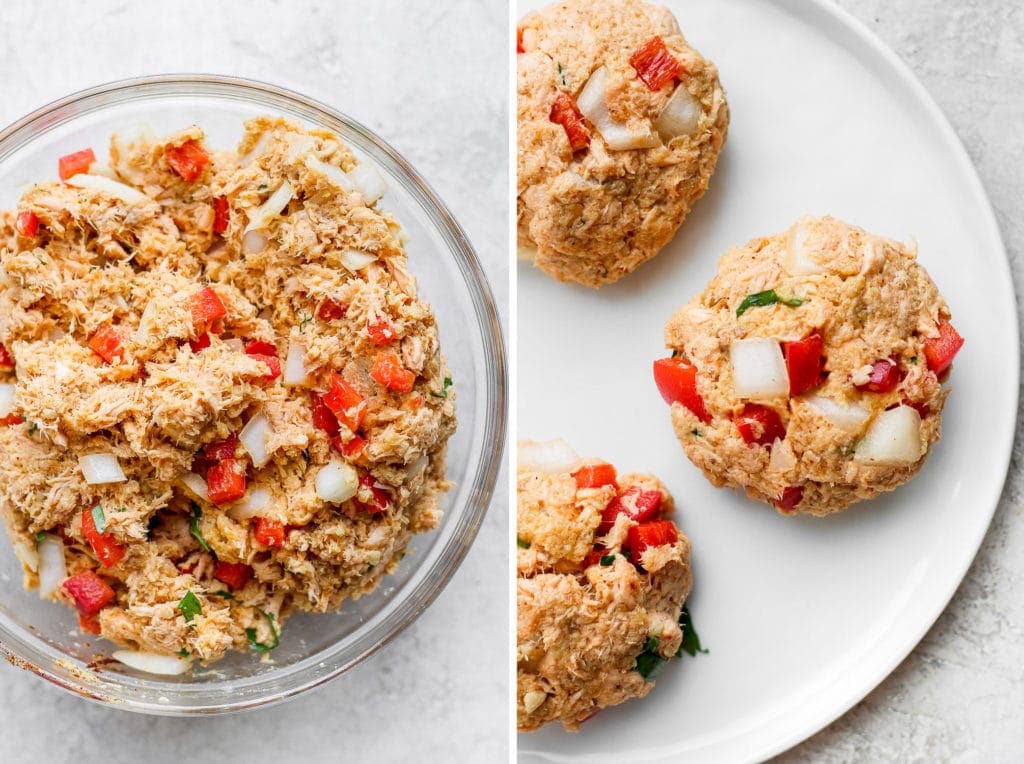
[112,650,191,676]
[784,220,829,276]
[181,472,209,502]
[37,535,67,597]
[854,406,924,466]
[0,383,15,417]
[242,229,268,254]
[86,163,118,180]
[517,439,581,475]
[517,245,538,262]
[240,131,274,167]
[729,339,789,399]
[65,173,148,204]
[339,249,378,272]
[79,453,127,484]
[347,162,386,203]
[577,66,660,151]
[244,180,294,233]
[55,360,74,382]
[524,690,548,714]
[223,337,245,352]
[304,155,355,191]
[654,85,703,141]
[284,134,318,161]
[804,395,871,433]
[283,339,309,386]
[239,412,274,468]
[767,438,796,474]
[315,459,360,504]
[228,486,272,520]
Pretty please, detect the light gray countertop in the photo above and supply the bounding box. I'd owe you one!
[780,0,1024,760]
[0,1,508,763]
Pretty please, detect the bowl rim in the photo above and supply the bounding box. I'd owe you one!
[0,73,507,714]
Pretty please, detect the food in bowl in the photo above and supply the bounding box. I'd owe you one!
[0,116,456,672]
[516,439,699,732]
[517,0,729,287]
[655,215,963,516]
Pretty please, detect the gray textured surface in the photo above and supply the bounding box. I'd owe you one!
[778,1,1024,761]
[0,1,508,763]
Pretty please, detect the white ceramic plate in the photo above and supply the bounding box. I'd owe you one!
[516,0,1018,761]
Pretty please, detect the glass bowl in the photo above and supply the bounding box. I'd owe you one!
[0,75,506,714]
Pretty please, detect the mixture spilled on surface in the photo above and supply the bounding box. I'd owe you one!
[0,117,456,672]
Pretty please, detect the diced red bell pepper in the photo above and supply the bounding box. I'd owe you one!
[405,394,424,412]
[203,434,238,462]
[773,486,804,512]
[58,148,96,181]
[923,321,964,375]
[322,372,367,431]
[549,93,591,152]
[582,548,606,568]
[81,507,126,568]
[572,463,618,490]
[78,611,102,635]
[214,560,254,590]
[367,317,396,345]
[62,570,115,616]
[855,359,900,393]
[783,333,826,396]
[317,299,347,322]
[165,140,210,182]
[16,211,39,237]
[253,517,286,548]
[244,342,281,383]
[597,486,663,535]
[207,458,246,505]
[88,323,124,364]
[356,474,392,516]
[212,196,230,234]
[190,287,227,335]
[626,520,679,560]
[340,434,367,459]
[0,343,14,371]
[0,414,23,426]
[734,404,787,446]
[310,391,341,436]
[244,339,276,356]
[517,27,524,54]
[652,357,711,423]
[189,332,212,353]
[629,36,683,91]
[370,354,416,393]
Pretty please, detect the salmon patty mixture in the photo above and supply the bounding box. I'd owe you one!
[517,439,699,732]
[517,0,728,287]
[0,117,456,671]
[655,216,964,516]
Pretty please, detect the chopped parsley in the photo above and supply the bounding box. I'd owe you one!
[213,590,235,600]
[643,635,659,653]
[599,554,615,566]
[431,376,453,399]
[189,506,211,552]
[35,531,47,545]
[298,313,313,333]
[176,649,190,658]
[909,356,918,365]
[34,255,47,266]
[177,591,202,624]
[634,638,667,681]
[516,536,530,549]
[91,504,107,534]
[676,604,708,657]
[245,609,280,653]
[25,421,39,436]
[736,289,804,317]
[690,429,702,437]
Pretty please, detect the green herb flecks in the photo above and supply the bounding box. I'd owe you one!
[25,421,39,436]
[213,590,235,600]
[556,62,569,90]
[517,536,531,549]
[91,504,107,534]
[736,289,804,318]
[177,591,202,624]
[599,554,615,566]
[245,609,280,653]
[634,636,667,681]
[690,429,702,437]
[676,604,708,658]
[909,356,918,365]
[35,531,47,545]
[298,313,313,333]
[189,506,211,552]
[431,376,453,399]
[176,649,190,658]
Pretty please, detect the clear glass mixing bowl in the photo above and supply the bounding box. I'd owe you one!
[0,75,506,714]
